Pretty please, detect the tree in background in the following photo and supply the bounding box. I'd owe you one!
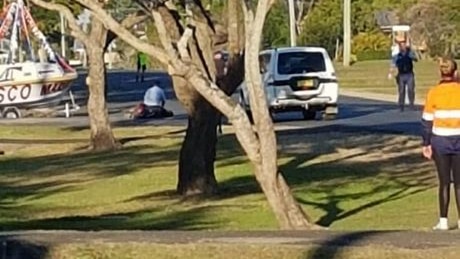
[262,0,460,60]
[263,0,289,47]
[65,0,456,68]
[30,0,145,151]
[405,0,460,57]
[262,0,316,48]
[298,0,342,55]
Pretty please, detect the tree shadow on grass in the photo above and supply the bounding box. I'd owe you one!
[0,237,49,259]
[0,142,184,227]
[280,131,435,227]
[206,128,435,227]
[296,174,433,227]
[0,205,225,231]
[0,144,180,179]
[0,133,182,146]
[0,181,74,210]
[302,231,397,259]
[0,120,435,231]
[131,128,435,230]
[0,129,252,231]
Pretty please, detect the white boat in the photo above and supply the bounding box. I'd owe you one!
[0,0,78,118]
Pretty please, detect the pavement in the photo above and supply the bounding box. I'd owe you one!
[339,88,425,106]
[1,229,460,253]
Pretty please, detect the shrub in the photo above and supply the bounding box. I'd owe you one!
[356,50,390,61]
[352,32,391,53]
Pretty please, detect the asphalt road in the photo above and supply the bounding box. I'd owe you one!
[0,70,423,137]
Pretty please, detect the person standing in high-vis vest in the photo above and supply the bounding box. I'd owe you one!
[422,57,460,231]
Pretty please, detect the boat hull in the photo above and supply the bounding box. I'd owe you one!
[0,62,78,108]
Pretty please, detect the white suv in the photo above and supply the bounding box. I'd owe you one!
[238,47,339,120]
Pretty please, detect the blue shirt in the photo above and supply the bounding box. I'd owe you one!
[391,50,417,67]
[144,85,166,107]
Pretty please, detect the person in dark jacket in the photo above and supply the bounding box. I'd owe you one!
[389,41,418,111]
[422,57,460,230]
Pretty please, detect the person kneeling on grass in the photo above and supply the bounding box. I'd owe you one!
[422,57,460,231]
[132,82,173,119]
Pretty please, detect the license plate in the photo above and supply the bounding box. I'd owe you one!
[297,79,314,89]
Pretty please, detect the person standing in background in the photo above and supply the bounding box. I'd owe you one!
[136,52,148,82]
[388,41,418,112]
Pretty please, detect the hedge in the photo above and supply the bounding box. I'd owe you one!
[356,50,390,61]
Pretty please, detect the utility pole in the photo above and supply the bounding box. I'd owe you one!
[288,0,296,47]
[60,13,66,58]
[343,0,351,67]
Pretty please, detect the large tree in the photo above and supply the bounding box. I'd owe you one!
[75,0,318,229]
[30,0,145,151]
[126,0,244,196]
[405,0,460,57]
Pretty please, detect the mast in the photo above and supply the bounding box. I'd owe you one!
[0,0,75,72]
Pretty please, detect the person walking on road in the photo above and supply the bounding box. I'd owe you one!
[389,41,418,111]
[422,57,460,231]
[136,52,148,83]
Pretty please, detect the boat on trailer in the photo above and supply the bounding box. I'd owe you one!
[0,0,78,118]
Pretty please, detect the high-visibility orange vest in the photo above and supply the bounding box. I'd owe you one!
[423,81,460,136]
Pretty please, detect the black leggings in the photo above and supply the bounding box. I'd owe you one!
[433,151,460,218]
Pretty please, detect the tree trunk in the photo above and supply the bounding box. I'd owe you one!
[238,0,317,230]
[86,47,119,151]
[177,97,220,196]
[254,163,318,229]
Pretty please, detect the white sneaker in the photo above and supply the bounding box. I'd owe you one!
[433,222,449,231]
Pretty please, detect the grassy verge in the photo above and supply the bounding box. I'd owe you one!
[335,60,441,98]
[0,124,444,231]
[35,243,460,259]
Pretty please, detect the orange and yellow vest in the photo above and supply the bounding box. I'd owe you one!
[422,80,460,153]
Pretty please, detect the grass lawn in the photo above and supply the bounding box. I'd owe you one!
[335,60,441,98]
[45,243,460,259]
[0,124,445,232]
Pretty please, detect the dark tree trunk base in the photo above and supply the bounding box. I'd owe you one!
[86,45,119,153]
[90,130,122,152]
[177,98,220,196]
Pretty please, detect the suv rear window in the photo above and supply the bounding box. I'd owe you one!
[277,51,326,75]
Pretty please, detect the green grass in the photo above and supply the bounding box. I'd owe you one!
[335,60,441,98]
[44,243,460,259]
[0,124,444,232]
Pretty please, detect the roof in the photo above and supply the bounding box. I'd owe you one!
[261,46,327,54]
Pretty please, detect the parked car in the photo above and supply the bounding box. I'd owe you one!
[238,46,339,120]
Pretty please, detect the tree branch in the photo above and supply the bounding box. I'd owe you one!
[244,0,273,127]
[72,0,169,65]
[177,25,193,62]
[297,0,315,34]
[240,0,254,46]
[29,0,89,43]
[150,8,179,60]
[192,19,215,81]
[228,0,240,54]
[188,0,215,32]
[105,12,148,49]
